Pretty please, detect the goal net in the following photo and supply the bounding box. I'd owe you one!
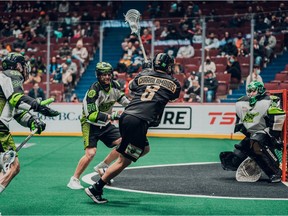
[268,89,288,182]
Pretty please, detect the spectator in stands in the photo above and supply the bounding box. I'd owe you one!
[73,24,85,39]
[127,54,143,74]
[205,32,220,51]
[62,12,74,38]
[84,22,94,37]
[122,41,136,60]
[36,56,46,74]
[12,24,22,39]
[164,45,178,58]
[192,28,203,44]
[61,55,78,86]
[71,11,81,26]
[97,10,110,21]
[176,44,195,58]
[259,29,277,62]
[179,23,194,42]
[198,56,216,76]
[24,66,42,84]
[22,23,33,43]
[0,42,9,59]
[166,26,180,40]
[0,23,13,37]
[219,32,232,48]
[182,71,198,93]
[229,12,243,28]
[219,39,238,57]
[234,32,246,50]
[153,20,163,39]
[58,0,70,13]
[184,80,201,103]
[72,39,88,74]
[253,39,265,66]
[12,33,27,52]
[237,43,249,57]
[204,70,218,103]
[141,28,152,44]
[49,56,63,83]
[246,65,263,93]
[224,55,242,85]
[59,40,72,60]
[28,83,46,101]
[159,26,169,40]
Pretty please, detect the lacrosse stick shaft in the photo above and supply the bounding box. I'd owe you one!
[137,33,148,62]
[16,129,38,152]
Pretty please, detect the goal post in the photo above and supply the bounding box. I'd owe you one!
[268,89,287,182]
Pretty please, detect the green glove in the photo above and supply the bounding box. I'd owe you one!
[40,98,55,106]
[110,111,121,121]
[28,117,46,134]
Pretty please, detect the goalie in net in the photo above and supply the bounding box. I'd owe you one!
[220,81,286,183]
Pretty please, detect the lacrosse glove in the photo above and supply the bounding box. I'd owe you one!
[270,136,283,151]
[110,111,121,121]
[142,60,152,69]
[31,98,60,117]
[28,116,46,134]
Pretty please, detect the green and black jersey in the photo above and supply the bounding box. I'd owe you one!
[235,94,286,136]
[0,70,33,131]
[81,80,129,126]
[124,69,181,127]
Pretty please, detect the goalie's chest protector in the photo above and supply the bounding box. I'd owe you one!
[236,98,271,134]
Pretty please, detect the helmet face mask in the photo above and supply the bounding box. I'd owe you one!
[153,53,174,74]
[247,81,266,106]
[95,62,113,88]
[2,52,30,80]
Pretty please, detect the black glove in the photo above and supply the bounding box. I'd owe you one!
[30,98,60,117]
[28,116,46,134]
[234,123,250,137]
[142,60,152,69]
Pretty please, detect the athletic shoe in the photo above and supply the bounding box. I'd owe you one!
[85,186,108,204]
[93,162,108,173]
[67,176,84,190]
[98,168,114,185]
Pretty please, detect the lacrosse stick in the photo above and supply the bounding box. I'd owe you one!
[236,157,262,182]
[124,9,148,63]
[0,129,37,174]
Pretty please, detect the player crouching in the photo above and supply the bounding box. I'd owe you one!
[220,81,285,183]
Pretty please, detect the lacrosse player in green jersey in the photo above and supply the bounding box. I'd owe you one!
[67,62,130,190]
[220,81,286,183]
[0,53,60,193]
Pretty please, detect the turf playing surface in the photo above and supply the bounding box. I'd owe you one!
[1,136,287,215]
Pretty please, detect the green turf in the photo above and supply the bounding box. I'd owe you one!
[0,136,287,215]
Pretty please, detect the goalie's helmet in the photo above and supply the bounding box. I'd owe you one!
[2,52,31,80]
[153,53,174,73]
[247,81,266,106]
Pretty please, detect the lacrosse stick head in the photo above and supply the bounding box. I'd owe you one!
[124,9,141,35]
[236,157,262,182]
[0,150,16,174]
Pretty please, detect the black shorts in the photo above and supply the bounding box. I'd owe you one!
[82,122,121,149]
[117,113,149,162]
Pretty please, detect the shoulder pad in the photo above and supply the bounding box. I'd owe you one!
[111,80,121,90]
[237,95,249,102]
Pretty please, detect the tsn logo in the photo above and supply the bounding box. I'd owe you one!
[208,112,236,125]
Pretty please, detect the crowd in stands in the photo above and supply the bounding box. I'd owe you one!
[113,1,288,102]
[1,1,288,103]
[0,0,119,102]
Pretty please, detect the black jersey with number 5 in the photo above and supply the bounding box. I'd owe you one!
[124,69,181,127]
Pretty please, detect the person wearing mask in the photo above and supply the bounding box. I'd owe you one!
[246,65,263,93]
[204,70,218,102]
[224,55,242,85]
[198,56,216,76]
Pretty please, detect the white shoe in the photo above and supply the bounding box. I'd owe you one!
[98,168,114,185]
[67,176,84,190]
[93,162,109,173]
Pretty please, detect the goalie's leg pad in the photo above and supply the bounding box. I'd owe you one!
[219,151,246,171]
[249,133,281,179]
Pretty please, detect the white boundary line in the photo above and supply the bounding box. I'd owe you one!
[82,162,288,201]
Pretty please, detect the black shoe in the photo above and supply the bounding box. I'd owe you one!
[268,173,281,183]
[85,186,108,204]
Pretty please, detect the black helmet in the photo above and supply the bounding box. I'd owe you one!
[95,62,113,77]
[2,52,26,70]
[153,53,174,73]
[2,52,31,79]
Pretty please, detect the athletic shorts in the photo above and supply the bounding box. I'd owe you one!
[0,132,16,152]
[117,113,149,162]
[81,122,121,149]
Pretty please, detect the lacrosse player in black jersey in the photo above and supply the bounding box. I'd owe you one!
[67,62,130,190]
[85,53,181,204]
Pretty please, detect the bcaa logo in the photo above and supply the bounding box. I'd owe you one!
[208,112,236,125]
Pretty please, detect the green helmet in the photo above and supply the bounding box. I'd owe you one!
[95,62,113,77]
[247,81,266,106]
